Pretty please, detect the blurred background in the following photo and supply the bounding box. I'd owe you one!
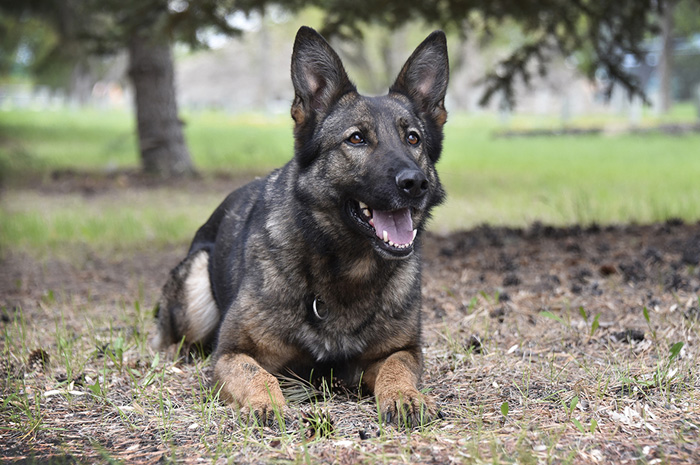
[4,4,700,118]
[1,1,700,253]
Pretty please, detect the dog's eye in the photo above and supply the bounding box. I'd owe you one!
[407,132,420,146]
[347,132,365,145]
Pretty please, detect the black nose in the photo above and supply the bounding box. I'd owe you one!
[396,169,429,198]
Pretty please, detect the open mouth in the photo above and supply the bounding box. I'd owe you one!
[348,200,417,256]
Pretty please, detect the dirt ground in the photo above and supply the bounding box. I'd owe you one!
[1,176,699,463]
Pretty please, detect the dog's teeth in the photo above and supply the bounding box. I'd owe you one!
[412,229,417,240]
[383,230,389,242]
[359,201,368,210]
[369,219,374,227]
[362,208,372,218]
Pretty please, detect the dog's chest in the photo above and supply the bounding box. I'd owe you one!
[292,263,418,362]
[294,298,373,362]
[300,328,367,362]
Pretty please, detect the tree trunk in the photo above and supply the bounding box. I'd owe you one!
[128,32,194,176]
[658,0,675,115]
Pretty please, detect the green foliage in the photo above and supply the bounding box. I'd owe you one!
[2,390,45,439]
[86,376,104,398]
[563,396,578,420]
[668,341,684,362]
[590,314,600,337]
[301,407,334,440]
[579,307,601,337]
[539,311,567,327]
[104,336,126,372]
[316,0,665,106]
[500,401,509,418]
[0,0,263,80]
[662,340,685,384]
[643,306,656,340]
[674,0,700,37]
[1,0,674,108]
[0,15,60,80]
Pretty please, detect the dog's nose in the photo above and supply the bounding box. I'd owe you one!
[396,169,429,198]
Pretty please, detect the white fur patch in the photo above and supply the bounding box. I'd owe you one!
[150,331,163,350]
[184,251,219,343]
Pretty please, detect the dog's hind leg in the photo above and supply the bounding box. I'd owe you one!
[153,249,220,353]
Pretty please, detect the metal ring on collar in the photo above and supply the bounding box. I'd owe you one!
[312,297,328,320]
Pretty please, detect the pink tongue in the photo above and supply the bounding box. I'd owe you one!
[372,208,414,245]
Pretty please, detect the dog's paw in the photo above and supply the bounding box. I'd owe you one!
[377,389,441,427]
[240,400,293,428]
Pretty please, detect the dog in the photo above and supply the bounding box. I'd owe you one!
[154,26,448,426]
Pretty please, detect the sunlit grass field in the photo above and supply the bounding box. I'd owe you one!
[1,106,700,254]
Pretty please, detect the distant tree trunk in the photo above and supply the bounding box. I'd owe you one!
[128,32,194,177]
[658,0,676,114]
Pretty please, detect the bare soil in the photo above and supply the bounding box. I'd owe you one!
[1,175,699,464]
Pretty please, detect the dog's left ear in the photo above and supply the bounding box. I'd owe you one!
[391,31,449,126]
[290,26,356,126]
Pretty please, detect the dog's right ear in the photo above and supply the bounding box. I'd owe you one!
[390,31,449,127]
[290,26,356,126]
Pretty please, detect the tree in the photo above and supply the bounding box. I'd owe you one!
[2,0,672,174]
[315,0,668,108]
[1,0,267,177]
[77,0,265,176]
[119,1,195,176]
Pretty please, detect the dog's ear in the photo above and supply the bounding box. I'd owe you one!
[391,31,449,126]
[290,26,356,126]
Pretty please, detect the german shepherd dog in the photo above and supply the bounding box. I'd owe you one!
[154,26,448,426]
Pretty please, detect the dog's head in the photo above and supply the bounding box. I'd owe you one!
[290,26,448,260]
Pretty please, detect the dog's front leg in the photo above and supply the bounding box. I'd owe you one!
[364,349,438,426]
[213,353,287,425]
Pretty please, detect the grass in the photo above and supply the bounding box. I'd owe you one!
[1,294,439,461]
[1,223,699,462]
[1,105,699,462]
[0,189,222,256]
[2,106,700,254]
[438,111,700,230]
[0,108,293,174]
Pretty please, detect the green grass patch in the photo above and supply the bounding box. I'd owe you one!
[1,106,700,254]
[0,108,138,174]
[435,113,700,229]
[0,189,224,257]
[0,108,293,175]
[184,111,294,172]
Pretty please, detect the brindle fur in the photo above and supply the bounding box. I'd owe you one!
[154,26,449,426]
